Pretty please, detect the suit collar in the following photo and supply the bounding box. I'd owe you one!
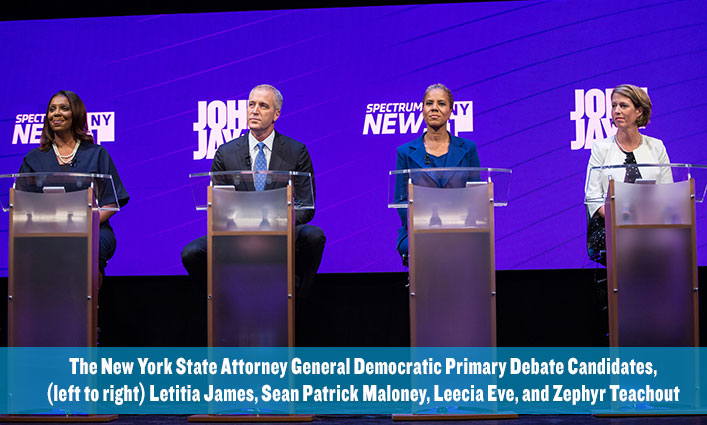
[247,129,275,154]
[408,135,428,168]
[227,135,253,191]
[268,131,286,171]
[408,132,464,168]
[232,135,250,170]
[244,130,285,191]
[238,130,284,170]
[446,135,466,167]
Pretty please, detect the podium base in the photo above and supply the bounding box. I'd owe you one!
[188,414,313,422]
[0,415,118,422]
[393,412,517,421]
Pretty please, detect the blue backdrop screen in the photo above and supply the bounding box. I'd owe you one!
[1,0,705,275]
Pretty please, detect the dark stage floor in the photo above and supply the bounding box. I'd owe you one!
[2,415,706,425]
[2,267,707,347]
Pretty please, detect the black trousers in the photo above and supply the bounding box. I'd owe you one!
[99,222,117,275]
[587,215,606,266]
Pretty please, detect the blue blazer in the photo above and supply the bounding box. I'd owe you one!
[394,133,480,254]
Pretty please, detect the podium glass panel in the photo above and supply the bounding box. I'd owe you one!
[586,164,701,347]
[212,187,288,232]
[389,168,511,347]
[613,180,692,225]
[212,234,288,346]
[614,226,694,346]
[190,170,314,211]
[412,184,491,229]
[189,171,312,348]
[11,190,90,234]
[12,236,89,346]
[0,172,119,347]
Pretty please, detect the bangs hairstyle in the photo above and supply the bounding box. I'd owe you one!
[40,90,94,151]
[612,84,652,127]
[424,83,454,110]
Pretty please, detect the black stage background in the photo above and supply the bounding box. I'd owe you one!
[2,267,703,347]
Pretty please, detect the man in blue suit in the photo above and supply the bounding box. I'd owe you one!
[182,84,325,299]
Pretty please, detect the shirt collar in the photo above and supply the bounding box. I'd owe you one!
[248,130,275,153]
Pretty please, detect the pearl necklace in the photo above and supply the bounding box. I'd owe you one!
[52,140,80,164]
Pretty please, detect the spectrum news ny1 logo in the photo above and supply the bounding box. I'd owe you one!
[363,100,473,137]
[570,87,647,150]
[12,112,115,145]
[192,99,474,160]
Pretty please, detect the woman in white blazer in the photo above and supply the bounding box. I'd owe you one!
[584,84,672,263]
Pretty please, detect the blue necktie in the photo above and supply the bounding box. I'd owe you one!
[254,142,267,191]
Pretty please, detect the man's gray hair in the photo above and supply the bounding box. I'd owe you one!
[250,84,283,111]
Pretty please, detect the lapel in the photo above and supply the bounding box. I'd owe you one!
[446,135,466,167]
[233,134,254,191]
[408,135,428,168]
[632,136,652,164]
[268,131,286,171]
[632,136,659,180]
[408,133,466,168]
[265,131,286,190]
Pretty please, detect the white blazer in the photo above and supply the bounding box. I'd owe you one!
[584,135,672,218]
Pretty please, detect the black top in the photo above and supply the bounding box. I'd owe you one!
[19,142,129,208]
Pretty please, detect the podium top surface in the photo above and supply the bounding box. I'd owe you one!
[189,170,312,178]
[588,162,707,172]
[188,170,314,211]
[389,167,511,176]
[585,163,707,204]
[0,172,120,212]
[0,171,114,179]
[388,167,511,208]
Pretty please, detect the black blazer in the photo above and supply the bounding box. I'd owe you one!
[211,130,315,225]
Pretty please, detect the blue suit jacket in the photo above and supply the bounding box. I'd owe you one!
[212,130,315,226]
[394,133,480,254]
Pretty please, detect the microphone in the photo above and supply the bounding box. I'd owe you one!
[245,154,252,168]
[425,153,431,165]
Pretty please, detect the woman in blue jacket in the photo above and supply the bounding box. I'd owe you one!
[395,84,480,258]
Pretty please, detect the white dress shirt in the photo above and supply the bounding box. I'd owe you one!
[248,130,275,170]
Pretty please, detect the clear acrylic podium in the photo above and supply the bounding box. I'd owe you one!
[586,164,707,347]
[389,168,511,347]
[189,171,313,348]
[389,168,514,421]
[0,172,119,348]
[188,171,313,422]
[0,172,119,422]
